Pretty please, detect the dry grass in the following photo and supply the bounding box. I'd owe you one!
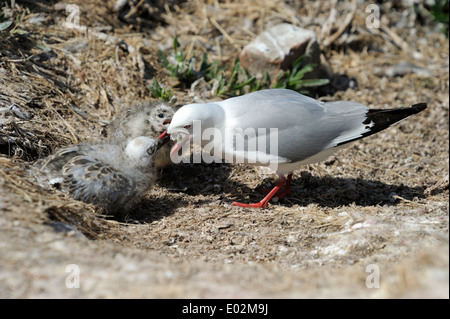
[0,0,448,298]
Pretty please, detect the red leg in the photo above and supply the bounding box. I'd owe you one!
[232,176,287,208]
[260,173,293,199]
[273,173,293,200]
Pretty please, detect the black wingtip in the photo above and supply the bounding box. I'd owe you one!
[361,102,428,137]
[409,103,427,114]
[335,102,428,147]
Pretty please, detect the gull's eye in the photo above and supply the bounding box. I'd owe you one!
[158,113,165,118]
[184,125,191,129]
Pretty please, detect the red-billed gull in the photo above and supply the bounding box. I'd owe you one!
[164,89,427,208]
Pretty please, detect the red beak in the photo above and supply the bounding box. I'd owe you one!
[158,119,172,139]
[158,130,168,139]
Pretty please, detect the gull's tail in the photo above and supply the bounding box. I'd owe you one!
[335,103,427,147]
[362,103,427,136]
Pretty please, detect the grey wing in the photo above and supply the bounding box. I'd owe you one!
[32,145,85,186]
[274,101,370,162]
[222,91,370,163]
[62,155,136,213]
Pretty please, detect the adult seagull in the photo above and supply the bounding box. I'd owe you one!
[163,89,427,208]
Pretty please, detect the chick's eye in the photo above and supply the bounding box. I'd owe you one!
[158,113,165,118]
[147,146,156,155]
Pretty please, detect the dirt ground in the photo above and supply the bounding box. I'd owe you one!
[0,0,448,299]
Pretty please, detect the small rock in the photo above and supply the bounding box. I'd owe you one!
[324,156,336,166]
[240,23,324,83]
[216,220,233,229]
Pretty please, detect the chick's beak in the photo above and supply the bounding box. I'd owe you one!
[157,130,170,150]
[158,130,168,140]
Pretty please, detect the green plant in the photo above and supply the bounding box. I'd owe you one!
[0,12,27,35]
[157,36,197,86]
[0,13,14,33]
[209,58,256,96]
[249,70,271,92]
[431,0,449,36]
[198,52,217,80]
[158,37,329,97]
[272,56,329,92]
[149,78,173,101]
[414,0,449,36]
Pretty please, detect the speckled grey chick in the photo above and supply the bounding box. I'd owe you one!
[32,137,158,217]
[107,101,175,172]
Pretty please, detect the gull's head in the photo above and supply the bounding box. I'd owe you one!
[164,104,196,161]
[167,104,199,134]
[124,136,156,166]
[167,103,224,135]
[165,102,225,161]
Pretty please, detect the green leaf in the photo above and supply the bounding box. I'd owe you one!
[157,50,170,68]
[0,20,13,31]
[150,78,173,101]
[291,64,314,80]
[233,76,256,90]
[291,55,308,74]
[172,36,180,51]
[294,78,330,87]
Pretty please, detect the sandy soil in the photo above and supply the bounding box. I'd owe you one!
[0,0,448,298]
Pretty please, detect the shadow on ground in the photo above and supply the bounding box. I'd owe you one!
[155,162,427,209]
